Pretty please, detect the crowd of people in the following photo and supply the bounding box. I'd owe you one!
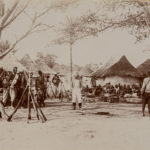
[0,67,64,110]
[83,77,141,98]
[1,66,150,118]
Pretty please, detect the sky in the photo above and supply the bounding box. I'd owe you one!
[4,0,150,67]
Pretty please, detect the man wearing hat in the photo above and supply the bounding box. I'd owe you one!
[141,71,150,116]
[72,73,83,110]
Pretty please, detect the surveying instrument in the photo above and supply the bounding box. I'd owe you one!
[0,69,47,123]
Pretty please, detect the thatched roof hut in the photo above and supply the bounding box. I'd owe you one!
[90,57,117,78]
[79,66,93,76]
[0,54,25,71]
[103,56,142,85]
[35,60,54,74]
[103,56,141,78]
[53,64,69,75]
[137,59,150,76]
[53,64,81,76]
[20,54,38,73]
[20,54,55,75]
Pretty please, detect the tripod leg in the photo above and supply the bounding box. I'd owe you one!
[30,92,46,122]
[34,99,47,122]
[35,103,45,122]
[30,92,40,120]
[7,85,28,122]
[0,101,9,119]
[27,90,31,123]
[34,100,46,123]
[20,89,27,108]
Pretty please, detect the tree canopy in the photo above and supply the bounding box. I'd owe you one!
[0,0,78,59]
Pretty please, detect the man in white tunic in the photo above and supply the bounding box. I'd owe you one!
[72,74,82,110]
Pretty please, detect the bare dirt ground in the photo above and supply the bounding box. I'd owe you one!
[0,99,150,150]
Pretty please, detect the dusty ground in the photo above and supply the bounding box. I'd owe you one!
[0,99,150,150]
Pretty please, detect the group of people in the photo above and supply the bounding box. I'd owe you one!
[1,66,150,117]
[88,72,150,117]
[83,77,141,98]
[0,67,63,110]
[0,67,84,116]
[100,83,140,98]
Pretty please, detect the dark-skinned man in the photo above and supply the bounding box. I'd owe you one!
[141,71,150,117]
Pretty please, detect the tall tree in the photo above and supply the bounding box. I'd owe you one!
[53,10,115,95]
[53,0,150,97]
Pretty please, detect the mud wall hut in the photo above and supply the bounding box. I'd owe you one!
[102,56,142,86]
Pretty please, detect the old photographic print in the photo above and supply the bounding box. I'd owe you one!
[0,0,150,150]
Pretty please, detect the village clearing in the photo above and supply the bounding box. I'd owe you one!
[0,100,150,150]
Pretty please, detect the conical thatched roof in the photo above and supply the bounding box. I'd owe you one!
[53,64,69,75]
[20,54,54,74]
[20,54,38,73]
[53,64,81,76]
[79,66,93,76]
[137,59,150,76]
[0,54,25,71]
[35,60,54,74]
[103,56,141,78]
[90,57,117,77]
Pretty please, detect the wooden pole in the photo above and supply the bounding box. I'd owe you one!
[27,68,31,123]
[70,42,73,101]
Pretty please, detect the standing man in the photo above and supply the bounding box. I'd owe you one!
[2,71,10,105]
[52,73,60,98]
[9,67,19,108]
[141,71,150,117]
[91,76,97,95]
[35,70,45,107]
[72,73,83,110]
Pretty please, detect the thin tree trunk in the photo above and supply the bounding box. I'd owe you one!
[70,42,73,101]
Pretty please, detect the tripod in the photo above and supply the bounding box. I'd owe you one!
[6,71,47,123]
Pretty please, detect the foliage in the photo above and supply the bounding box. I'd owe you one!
[103,0,150,42]
[0,0,78,59]
[35,52,57,68]
[0,40,11,53]
[53,0,150,44]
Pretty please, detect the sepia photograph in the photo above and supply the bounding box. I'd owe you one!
[0,0,150,150]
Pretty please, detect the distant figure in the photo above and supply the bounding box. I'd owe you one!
[46,75,50,98]
[52,73,60,98]
[9,67,19,108]
[35,70,45,107]
[16,71,26,103]
[141,71,150,117]
[2,71,10,105]
[91,76,96,88]
[91,76,97,95]
[72,74,82,110]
